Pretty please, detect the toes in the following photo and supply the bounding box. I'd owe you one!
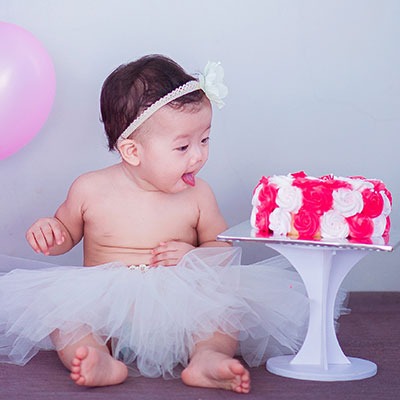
[241,381,251,393]
[234,382,251,394]
[242,380,251,388]
[70,372,81,382]
[230,360,245,375]
[70,365,80,374]
[71,357,81,367]
[75,376,86,386]
[182,356,251,393]
[75,346,89,360]
[230,362,251,393]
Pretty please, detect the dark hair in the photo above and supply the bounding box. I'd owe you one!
[100,54,205,150]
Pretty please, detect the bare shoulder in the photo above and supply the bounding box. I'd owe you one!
[189,177,220,209]
[191,177,215,197]
[70,165,118,190]
[64,165,119,204]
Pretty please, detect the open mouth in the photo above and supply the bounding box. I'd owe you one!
[182,172,195,187]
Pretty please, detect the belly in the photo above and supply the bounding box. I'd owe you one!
[84,245,154,267]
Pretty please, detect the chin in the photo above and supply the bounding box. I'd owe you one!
[175,181,194,193]
[160,184,187,194]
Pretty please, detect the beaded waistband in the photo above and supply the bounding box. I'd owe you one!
[128,264,150,272]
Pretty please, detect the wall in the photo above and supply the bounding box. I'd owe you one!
[1,0,399,290]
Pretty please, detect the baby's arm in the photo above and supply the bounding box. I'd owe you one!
[26,216,75,255]
[26,176,86,256]
[195,179,231,248]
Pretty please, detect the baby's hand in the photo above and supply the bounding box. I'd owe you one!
[150,241,195,267]
[26,217,66,255]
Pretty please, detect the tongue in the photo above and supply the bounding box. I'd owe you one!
[182,173,195,187]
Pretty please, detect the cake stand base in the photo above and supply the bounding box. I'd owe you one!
[267,355,377,381]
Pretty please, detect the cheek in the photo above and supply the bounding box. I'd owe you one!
[202,148,209,163]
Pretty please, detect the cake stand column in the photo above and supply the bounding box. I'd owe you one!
[265,243,377,381]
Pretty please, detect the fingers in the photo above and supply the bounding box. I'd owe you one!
[151,242,179,266]
[26,219,65,255]
[150,241,195,266]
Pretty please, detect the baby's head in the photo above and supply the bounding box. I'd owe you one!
[100,54,207,150]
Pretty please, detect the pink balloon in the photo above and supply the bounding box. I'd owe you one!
[0,22,56,160]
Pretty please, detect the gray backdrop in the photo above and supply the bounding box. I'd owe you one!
[1,0,399,290]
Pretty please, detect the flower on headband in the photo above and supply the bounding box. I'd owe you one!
[198,61,228,109]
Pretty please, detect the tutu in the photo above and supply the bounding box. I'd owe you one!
[0,248,347,378]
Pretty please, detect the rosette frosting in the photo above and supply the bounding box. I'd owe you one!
[251,171,392,240]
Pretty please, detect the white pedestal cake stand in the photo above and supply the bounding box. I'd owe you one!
[217,221,399,382]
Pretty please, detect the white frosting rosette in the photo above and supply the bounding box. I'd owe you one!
[332,188,363,218]
[381,191,392,216]
[372,214,387,236]
[268,208,292,236]
[320,210,350,239]
[250,207,257,229]
[341,177,374,192]
[251,184,263,208]
[276,186,302,213]
[269,174,293,187]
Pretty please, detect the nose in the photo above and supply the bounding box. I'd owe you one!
[189,145,205,165]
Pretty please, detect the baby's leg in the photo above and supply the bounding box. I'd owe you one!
[181,332,250,394]
[51,330,128,387]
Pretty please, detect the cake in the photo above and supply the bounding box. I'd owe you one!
[251,171,392,240]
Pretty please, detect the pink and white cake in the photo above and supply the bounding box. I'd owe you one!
[251,171,392,240]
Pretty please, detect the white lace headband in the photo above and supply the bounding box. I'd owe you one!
[118,61,228,140]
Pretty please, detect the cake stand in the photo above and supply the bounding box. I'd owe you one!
[217,221,399,381]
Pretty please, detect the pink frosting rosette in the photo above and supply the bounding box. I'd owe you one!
[257,177,278,212]
[254,206,271,233]
[346,214,374,239]
[369,179,392,206]
[293,177,333,216]
[360,188,384,218]
[251,177,278,233]
[293,207,320,239]
[320,174,352,189]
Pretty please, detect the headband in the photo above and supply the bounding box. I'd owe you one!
[118,61,228,140]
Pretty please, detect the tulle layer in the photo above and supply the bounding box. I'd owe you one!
[0,248,346,378]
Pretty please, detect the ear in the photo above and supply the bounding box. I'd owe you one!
[117,139,141,166]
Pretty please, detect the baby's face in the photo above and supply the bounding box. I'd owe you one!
[135,100,213,193]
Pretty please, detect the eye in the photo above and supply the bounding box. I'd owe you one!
[201,137,210,145]
[175,144,189,152]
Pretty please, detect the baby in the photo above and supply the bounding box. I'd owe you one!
[25,55,250,393]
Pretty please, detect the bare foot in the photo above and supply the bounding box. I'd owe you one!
[181,350,251,394]
[69,346,128,387]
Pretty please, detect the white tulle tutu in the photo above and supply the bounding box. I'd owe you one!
[0,248,347,378]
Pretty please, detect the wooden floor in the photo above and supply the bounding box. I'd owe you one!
[1,292,399,400]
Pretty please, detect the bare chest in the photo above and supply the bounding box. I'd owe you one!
[83,192,199,249]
